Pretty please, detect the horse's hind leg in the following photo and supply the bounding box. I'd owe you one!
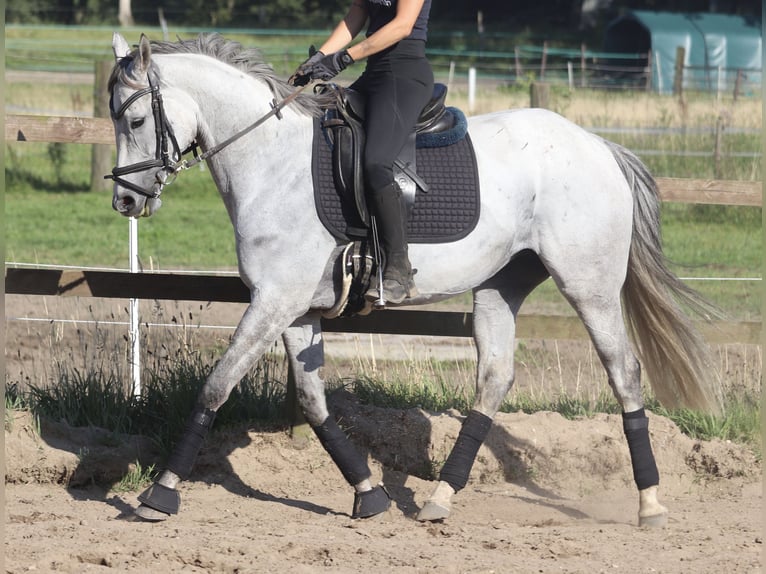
[556,271,668,527]
[418,252,548,521]
[282,313,391,519]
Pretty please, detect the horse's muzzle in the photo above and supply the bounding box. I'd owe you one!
[113,193,162,218]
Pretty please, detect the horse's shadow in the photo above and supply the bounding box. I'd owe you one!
[326,389,593,522]
[55,417,341,518]
[35,416,160,511]
[191,424,343,517]
[52,393,597,523]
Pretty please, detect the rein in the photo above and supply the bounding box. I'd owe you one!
[175,83,309,172]
[106,63,308,199]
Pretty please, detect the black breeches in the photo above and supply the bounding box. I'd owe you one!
[350,39,434,192]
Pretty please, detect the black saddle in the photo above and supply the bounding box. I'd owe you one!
[317,83,467,230]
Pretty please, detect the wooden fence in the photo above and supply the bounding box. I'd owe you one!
[5,114,762,345]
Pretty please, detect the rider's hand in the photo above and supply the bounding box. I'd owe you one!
[306,50,355,82]
[288,46,324,87]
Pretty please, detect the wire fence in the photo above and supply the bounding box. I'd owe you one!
[5,24,762,96]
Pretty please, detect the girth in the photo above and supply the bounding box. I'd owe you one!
[317,82,462,230]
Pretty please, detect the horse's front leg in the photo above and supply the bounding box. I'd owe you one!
[134,301,296,521]
[282,313,391,519]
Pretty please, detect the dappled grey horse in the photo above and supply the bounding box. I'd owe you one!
[107,33,721,527]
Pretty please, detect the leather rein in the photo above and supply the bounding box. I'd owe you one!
[105,63,308,200]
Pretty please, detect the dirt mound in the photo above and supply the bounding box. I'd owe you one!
[6,393,758,496]
[327,391,759,496]
[5,410,160,488]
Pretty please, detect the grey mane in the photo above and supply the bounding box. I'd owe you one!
[112,33,331,117]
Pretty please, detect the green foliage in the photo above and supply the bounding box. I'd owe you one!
[10,349,288,457]
[112,461,157,492]
[346,375,760,452]
[646,393,762,451]
[27,367,136,432]
[136,347,287,453]
[348,373,473,414]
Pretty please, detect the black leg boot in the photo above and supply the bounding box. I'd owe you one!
[365,183,418,305]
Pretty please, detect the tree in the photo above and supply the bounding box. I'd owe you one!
[119,0,134,26]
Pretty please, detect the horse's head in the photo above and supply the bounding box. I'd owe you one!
[108,33,197,218]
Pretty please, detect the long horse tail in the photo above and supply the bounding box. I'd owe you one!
[606,140,724,414]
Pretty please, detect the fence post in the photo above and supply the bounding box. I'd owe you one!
[530,82,550,109]
[468,67,477,114]
[733,69,743,101]
[540,41,548,80]
[714,114,725,179]
[646,49,653,92]
[90,60,113,192]
[580,43,586,88]
[672,46,685,98]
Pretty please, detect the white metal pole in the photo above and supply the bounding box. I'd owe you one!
[468,67,476,114]
[129,216,141,397]
[717,65,723,101]
[655,52,663,94]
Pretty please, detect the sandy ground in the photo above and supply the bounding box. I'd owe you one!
[5,295,763,573]
[4,391,764,574]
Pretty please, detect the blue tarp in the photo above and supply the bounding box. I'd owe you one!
[604,11,762,94]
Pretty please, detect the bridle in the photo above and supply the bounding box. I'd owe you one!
[105,65,187,200]
[106,62,309,201]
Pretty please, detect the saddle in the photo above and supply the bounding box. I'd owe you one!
[311,84,480,318]
[317,82,466,231]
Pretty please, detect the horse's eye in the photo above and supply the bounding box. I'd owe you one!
[130,118,145,129]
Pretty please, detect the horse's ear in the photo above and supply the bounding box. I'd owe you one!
[112,32,132,61]
[134,34,153,73]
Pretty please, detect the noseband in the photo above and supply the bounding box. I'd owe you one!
[105,65,189,199]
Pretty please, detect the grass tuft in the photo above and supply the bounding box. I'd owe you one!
[112,461,157,493]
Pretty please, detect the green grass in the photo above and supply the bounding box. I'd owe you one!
[11,347,288,457]
[112,460,157,493]
[5,142,237,269]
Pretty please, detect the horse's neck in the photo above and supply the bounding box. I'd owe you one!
[157,54,312,173]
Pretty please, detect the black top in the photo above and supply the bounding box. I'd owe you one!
[366,0,432,42]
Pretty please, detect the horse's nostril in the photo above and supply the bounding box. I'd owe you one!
[113,194,135,213]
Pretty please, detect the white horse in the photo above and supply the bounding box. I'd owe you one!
[108,33,721,527]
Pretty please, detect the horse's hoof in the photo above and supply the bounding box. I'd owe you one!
[638,511,668,528]
[136,482,180,515]
[416,501,451,522]
[134,504,171,522]
[352,484,391,518]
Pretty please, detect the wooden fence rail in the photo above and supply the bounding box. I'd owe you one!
[5,268,760,345]
[5,114,762,345]
[6,114,762,207]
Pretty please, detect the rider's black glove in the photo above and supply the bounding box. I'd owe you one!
[306,50,355,82]
[288,45,325,87]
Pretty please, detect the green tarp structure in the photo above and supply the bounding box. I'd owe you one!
[604,10,762,94]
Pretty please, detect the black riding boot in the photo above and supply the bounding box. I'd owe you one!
[365,183,418,305]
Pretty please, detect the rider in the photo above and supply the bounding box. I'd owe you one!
[289,0,434,305]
